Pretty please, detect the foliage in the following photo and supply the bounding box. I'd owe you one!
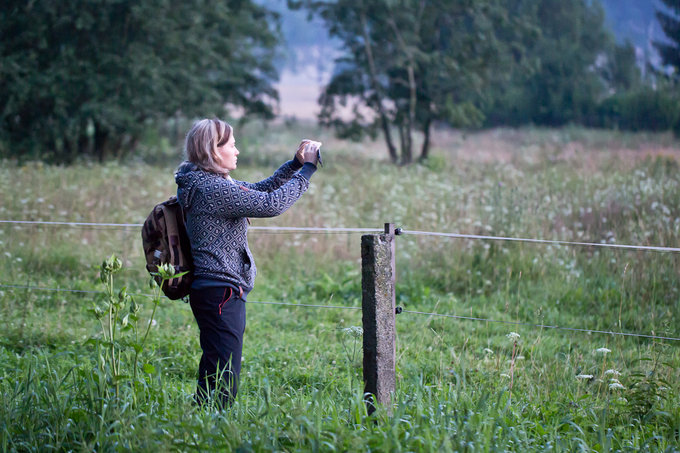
[0,0,280,162]
[293,0,652,161]
[291,0,529,164]
[87,254,176,400]
[595,85,680,132]
[653,0,680,138]
[653,0,680,81]
[484,0,637,128]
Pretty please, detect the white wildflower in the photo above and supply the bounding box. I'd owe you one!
[151,319,157,327]
[609,382,625,390]
[506,332,520,341]
[596,347,611,354]
[604,369,620,377]
[501,373,511,379]
[483,348,494,355]
[342,326,363,338]
[576,374,593,380]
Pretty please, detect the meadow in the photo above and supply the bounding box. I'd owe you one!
[1,123,679,451]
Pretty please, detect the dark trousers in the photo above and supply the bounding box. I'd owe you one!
[189,286,246,407]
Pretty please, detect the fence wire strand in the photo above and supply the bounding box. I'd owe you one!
[400,229,680,253]
[0,220,380,235]
[0,283,360,311]
[401,309,680,342]
[1,283,676,342]
[3,219,679,252]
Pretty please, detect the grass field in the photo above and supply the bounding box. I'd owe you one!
[1,123,679,451]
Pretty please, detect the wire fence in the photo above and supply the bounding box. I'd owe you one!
[400,309,680,342]
[2,218,679,342]
[0,283,361,311]
[3,219,680,252]
[1,282,678,342]
[0,220,381,235]
[399,229,680,253]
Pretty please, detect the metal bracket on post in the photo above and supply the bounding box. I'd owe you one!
[361,222,396,416]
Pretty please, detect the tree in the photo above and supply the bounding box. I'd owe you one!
[0,0,280,162]
[292,0,524,164]
[484,0,628,127]
[654,0,680,80]
[654,0,680,135]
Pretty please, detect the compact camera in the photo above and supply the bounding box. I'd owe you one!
[303,139,323,167]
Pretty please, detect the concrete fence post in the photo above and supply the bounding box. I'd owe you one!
[361,223,396,415]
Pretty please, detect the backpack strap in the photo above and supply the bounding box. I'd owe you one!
[160,201,186,288]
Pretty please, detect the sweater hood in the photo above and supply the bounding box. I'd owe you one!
[175,161,202,210]
[174,161,199,187]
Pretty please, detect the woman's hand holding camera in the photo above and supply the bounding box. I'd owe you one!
[295,139,322,166]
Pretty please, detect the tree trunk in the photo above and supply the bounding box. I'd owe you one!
[398,123,405,164]
[401,115,413,165]
[385,6,420,165]
[404,64,416,165]
[396,114,413,165]
[359,9,398,164]
[419,116,432,161]
[94,124,108,162]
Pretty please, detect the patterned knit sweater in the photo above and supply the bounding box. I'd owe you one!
[175,159,316,294]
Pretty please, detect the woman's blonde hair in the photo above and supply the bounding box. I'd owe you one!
[184,118,233,176]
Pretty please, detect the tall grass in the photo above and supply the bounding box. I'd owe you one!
[1,124,679,451]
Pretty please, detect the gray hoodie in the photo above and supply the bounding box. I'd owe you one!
[175,159,316,294]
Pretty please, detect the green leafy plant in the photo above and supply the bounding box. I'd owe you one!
[87,254,180,399]
[627,343,674,420]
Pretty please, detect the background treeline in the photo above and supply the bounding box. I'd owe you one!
[1,0,679,164]
[297,0,680,163]
[483,0,679,131]
[0,0,279,162]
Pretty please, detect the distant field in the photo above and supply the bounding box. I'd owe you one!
[275,67,324,121]
[1,125,679,451]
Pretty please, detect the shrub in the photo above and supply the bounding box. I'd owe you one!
[595,87,680,133]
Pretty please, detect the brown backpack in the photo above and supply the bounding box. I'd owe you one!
[141,196,193,300]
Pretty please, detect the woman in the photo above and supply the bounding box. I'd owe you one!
[175,118,320,407]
